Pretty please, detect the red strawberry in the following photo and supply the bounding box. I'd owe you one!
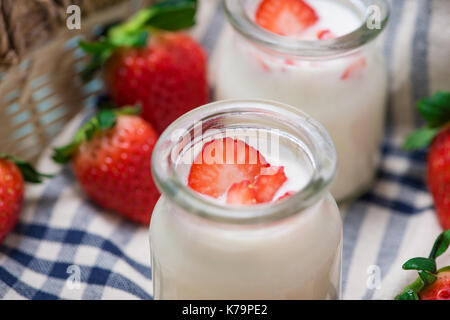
[80,0,208,134]
[254,166,287,203]
[341,57,367,80]
[0,159,23,243]
[427,128,450,230]
[419,270,450,300]
[188,138,268,198]
[317,29,335,40]
[53,108,159,224]
[104,33,208,133]
[225,170,290,206]
[226,181,257,205]
[404,91,450,230]
[0,155,51,243]
[256,56,271,72]
[277,191,296,201]
[255,0,318,36]
[396,230,450,300]
[284,59,295,65]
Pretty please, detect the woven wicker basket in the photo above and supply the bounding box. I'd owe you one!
[0,0,153,164]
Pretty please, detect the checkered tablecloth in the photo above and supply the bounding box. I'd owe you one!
[1,0,449,300]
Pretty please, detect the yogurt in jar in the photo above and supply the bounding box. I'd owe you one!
[150,100,342,299]
[216,0,389,201]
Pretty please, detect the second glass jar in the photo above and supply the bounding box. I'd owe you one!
[216,0,390,201]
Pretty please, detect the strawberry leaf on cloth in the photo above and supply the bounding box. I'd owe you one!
[403,91,450,150]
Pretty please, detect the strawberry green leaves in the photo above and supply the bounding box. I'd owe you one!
[79,41,115,81]
[402,257,436,273]
[418,270,437,286]
[52,107,140,164]
[403,91,450,150]
[108,0,196,39]
[80,0,198,80]
[396,291,420,300]
[143,0,197,30]
[0,154,54,183]
[79,31,148,81]
[395,230,450,300]
[418,91,450,128]
[97,109,118,129]
[403,127,439,150]
[395,277,422,300]
[429,229,450,260]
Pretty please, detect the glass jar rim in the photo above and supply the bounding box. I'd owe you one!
[151,100,337,225]
[224,0,390,58]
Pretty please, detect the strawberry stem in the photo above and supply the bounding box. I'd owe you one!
[0,154,54,183]
[395,230,450,300]
[403,91,450,150]
[80,0,198,80]
[428,229,450,260]
[52,107,140,164]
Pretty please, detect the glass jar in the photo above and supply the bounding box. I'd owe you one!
[150,100,342,299]
[216,0,390,201]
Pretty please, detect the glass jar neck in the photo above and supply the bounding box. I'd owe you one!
[151,100,337,225]
[224,0,390,59]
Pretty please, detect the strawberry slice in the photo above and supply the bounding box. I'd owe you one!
[226,180,257,205]
[341,57,367,80]
[317,29,335,40]
[254,166,287,203]
[256,56,271,72]
[277,191,296,201]
[188,138,268,198]
[255,0,319,36]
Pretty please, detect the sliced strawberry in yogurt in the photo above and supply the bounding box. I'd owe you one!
[188,139,291,205]
[317,29,336,40]
[254,166,287,203]
[225,167,288,205]
[277,191,296,201]
[255,0,319,36]
[341,57,367,80]
[226,180,257,205]
[188,138,268,198]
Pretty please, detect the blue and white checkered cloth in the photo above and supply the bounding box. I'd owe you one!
[1,0,449,300]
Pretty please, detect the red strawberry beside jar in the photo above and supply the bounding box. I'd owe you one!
[80,0,209,134]
[400,92,450,299]
[0,155,52,243]
[404,91,450,230]
[396,230,450,300]
[52,108,159,225]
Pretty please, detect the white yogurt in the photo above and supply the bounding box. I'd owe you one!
[216,0,388,200]
[300,0,364,39]
[150,193,341,299]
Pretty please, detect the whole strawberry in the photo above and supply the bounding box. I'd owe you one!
[395,230,450,300]
[80,0,208,134]
[52,108,159,224]
[419,269,450,300]
[404,91,450,230]
[0,155,51,243]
